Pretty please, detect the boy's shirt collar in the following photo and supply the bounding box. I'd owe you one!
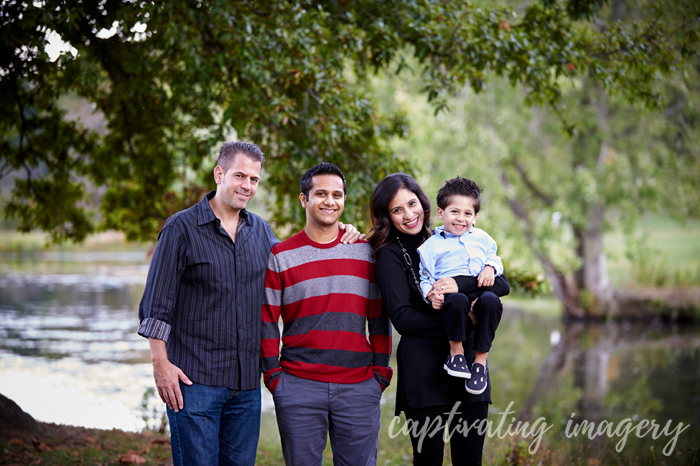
[436,225,474,238]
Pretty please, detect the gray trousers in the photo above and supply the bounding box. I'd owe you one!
[272,371,382,466]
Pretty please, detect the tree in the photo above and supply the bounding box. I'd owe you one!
[377,2,700,319]
[1,0,697,246]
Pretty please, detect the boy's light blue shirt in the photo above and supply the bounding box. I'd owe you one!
[418,225,504,299]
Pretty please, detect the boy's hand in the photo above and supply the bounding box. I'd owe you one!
[429,292,445,310]
[477,265,495,287]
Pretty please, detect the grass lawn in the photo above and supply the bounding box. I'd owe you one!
[605,216,700,288]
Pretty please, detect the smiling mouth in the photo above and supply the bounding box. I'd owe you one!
[404,217,419,227]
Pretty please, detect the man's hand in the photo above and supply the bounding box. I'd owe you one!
[338,222,365,244]
[149,338,192,412]
[432,277,458,294]
[477,265,495,287]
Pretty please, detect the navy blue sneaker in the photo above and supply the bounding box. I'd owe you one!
[465,361,487,395]
[444,354,472,379]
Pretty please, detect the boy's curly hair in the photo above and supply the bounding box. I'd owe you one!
[436,177,482,213]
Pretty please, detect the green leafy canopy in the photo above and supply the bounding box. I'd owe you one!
[1,0,697,243]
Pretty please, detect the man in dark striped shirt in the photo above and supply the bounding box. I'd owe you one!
[138,143,361,466]
[261,162,393,466]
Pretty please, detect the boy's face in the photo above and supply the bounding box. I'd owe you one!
[437,195,478,236]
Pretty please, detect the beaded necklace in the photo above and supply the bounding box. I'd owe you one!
[396,236,421,291]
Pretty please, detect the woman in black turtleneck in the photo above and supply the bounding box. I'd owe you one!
[368,173,508,466]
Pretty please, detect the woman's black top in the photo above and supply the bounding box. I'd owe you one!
[375,227,506,415]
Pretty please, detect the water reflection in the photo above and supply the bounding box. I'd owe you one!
[0,260,155,431]
[0,258,698,457]
[493,311,700,460]
[0,258,280,432]
[0,267,149,363]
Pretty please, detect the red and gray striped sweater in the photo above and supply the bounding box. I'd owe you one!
[261,229,393,393]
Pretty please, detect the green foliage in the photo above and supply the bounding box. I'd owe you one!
[371,2,700,316]
[1,0,697,243]
[503,259,553,296]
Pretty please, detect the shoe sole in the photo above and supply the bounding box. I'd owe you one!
[465,383,487,395]
[443,364,472,379]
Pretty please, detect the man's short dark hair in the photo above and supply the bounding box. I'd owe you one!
[300,162,347,200]
[436,177,482,213]
[217,141,265,171]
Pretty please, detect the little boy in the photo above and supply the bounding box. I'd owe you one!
[418,176,506,395]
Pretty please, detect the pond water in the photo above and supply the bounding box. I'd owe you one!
[0,253,275,432]
[0,253,698,460]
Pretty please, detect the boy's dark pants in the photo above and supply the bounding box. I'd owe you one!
[441,291,503,353]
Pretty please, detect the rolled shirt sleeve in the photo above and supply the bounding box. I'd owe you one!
[138,224,185,342]
[483,232,504,276]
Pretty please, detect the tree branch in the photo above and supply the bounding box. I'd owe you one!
[306,86,321,103]
[587,7,664,61]
[513,159,555,206]
[0,159,13,182]
[11,74,28,160]
[501,171,583,317]
[244,0,270,18]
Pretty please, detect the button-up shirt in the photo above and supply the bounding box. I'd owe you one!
[138,191,279,389]
[417,225,503,299]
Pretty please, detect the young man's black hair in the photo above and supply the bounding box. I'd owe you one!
[300,162,347,200]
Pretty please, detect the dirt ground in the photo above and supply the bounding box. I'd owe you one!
[0,421,172,466]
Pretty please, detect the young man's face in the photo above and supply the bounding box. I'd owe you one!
[301,174,345,229]
[437,195,478,236]
[215,153,262,211]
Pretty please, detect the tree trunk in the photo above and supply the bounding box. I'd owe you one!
[501,172,586,319]
[573,202,617,317]
[541,261,584,320]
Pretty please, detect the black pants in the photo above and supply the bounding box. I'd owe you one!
[404,402,489,466]
[441,290,503,353]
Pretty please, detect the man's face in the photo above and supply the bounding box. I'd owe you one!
[301,174,345,228]
[215,153,262,211]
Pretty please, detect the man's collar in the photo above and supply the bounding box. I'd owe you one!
[197,191,250,226]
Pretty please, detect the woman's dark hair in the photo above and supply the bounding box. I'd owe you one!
[368,173,432,256]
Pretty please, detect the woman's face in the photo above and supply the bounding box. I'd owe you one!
[388,188,425,236]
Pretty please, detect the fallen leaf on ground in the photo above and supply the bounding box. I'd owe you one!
[119,452,147,464]
[31,438,52,452]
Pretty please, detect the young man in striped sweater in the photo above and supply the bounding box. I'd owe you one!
[261,162,393,466]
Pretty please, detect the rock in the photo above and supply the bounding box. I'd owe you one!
[0,393,39,433]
